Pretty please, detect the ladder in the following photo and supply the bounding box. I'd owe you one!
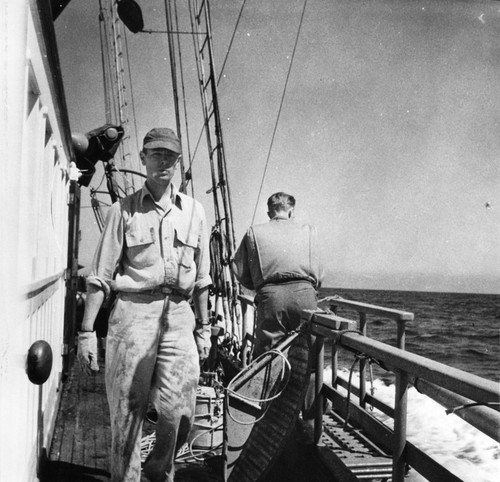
[184,0,241,333]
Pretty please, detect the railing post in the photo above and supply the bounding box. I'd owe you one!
[393,370,408,482]
[331,304,338,387]
[314,336,325,443]
[331,339,338,387]
[397,320,406,350]
[241,300,248,368]
[359,312,367,408]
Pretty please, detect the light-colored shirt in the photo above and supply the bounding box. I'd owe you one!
[87,183,211,298]
[233,218,323,292]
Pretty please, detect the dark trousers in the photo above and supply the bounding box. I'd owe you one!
[254,280,318,419]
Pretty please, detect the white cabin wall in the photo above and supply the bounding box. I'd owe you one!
[0,1,30,480]
[0,2,72,481]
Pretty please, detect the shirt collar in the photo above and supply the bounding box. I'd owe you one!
[140,182,183,209]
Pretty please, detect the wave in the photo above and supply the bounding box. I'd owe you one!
[463,347,497,358]
[330,368,500,482]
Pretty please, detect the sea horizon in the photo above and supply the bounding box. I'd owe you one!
[318,287,499,383]
[322,285,500,297]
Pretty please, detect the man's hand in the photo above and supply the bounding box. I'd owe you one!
[194,323,211,362]
[77,331,99,375]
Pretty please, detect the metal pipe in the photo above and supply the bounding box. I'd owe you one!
[337,332,499,404]
[359,312,367,408]
[331,339,338,387]
[314,337,325,443]
[393,370,408,482]
[241,299,248,368]
[413,378,500,443]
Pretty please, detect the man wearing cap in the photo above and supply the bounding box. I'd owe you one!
[77,127,212,482]
[233,192,324,442]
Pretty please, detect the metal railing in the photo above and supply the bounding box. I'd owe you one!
[322,296,414,412]
[309,308,500,482]
[236,293,500,481]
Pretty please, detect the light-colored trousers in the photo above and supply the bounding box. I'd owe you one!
[106,292,199,482]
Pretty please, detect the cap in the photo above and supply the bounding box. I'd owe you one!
[143,128,181,153]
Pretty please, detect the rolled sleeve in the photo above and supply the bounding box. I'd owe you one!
[86,275,112,298]
[87,202,124,297]
[193,202,212,293]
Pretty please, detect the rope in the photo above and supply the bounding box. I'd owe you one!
[225,348,291,425]
[446,402,500,415]
[343,352,381,427]
[251,0,309,224]
[338,329,364,344]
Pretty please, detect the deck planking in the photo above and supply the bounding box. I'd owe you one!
[43,356,338,482]
[44,359,111,481]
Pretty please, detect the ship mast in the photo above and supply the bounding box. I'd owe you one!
[94,0,242,347]
[166,0,242,344]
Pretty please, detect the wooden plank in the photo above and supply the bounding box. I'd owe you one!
[45,359,111,481]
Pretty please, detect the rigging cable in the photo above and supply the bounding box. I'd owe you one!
[186,0,248,178]
[216,0,247,86]
[165,0,187,192]
[123,28,142,171]
[251,0,309,225]
[188,0,222,225]
[99,0,113,123]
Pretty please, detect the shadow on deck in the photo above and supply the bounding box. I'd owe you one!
[43,360,111,481]
[42,357,336,482]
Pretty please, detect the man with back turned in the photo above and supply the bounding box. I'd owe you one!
[77,127,212,482]
[233,192,324,435]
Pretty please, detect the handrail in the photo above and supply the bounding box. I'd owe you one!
[21,270,65,317]
[308,309,500,482]
[323,295,414,322]
[413,378,500,442]
[322,296,414,417]
[340,331,498,403]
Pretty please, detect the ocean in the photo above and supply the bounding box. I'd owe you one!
[318,288,500,482]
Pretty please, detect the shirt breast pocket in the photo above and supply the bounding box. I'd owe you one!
[174,226,197,269]
[125,224,157,268]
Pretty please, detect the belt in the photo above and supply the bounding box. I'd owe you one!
[141,286,188,298]
[258,278,314,290]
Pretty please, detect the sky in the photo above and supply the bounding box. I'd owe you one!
[54,0,500,294]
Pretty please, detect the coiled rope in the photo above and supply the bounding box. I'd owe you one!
[225,348,292,425]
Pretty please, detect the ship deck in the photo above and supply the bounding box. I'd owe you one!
[42,357,337,482]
